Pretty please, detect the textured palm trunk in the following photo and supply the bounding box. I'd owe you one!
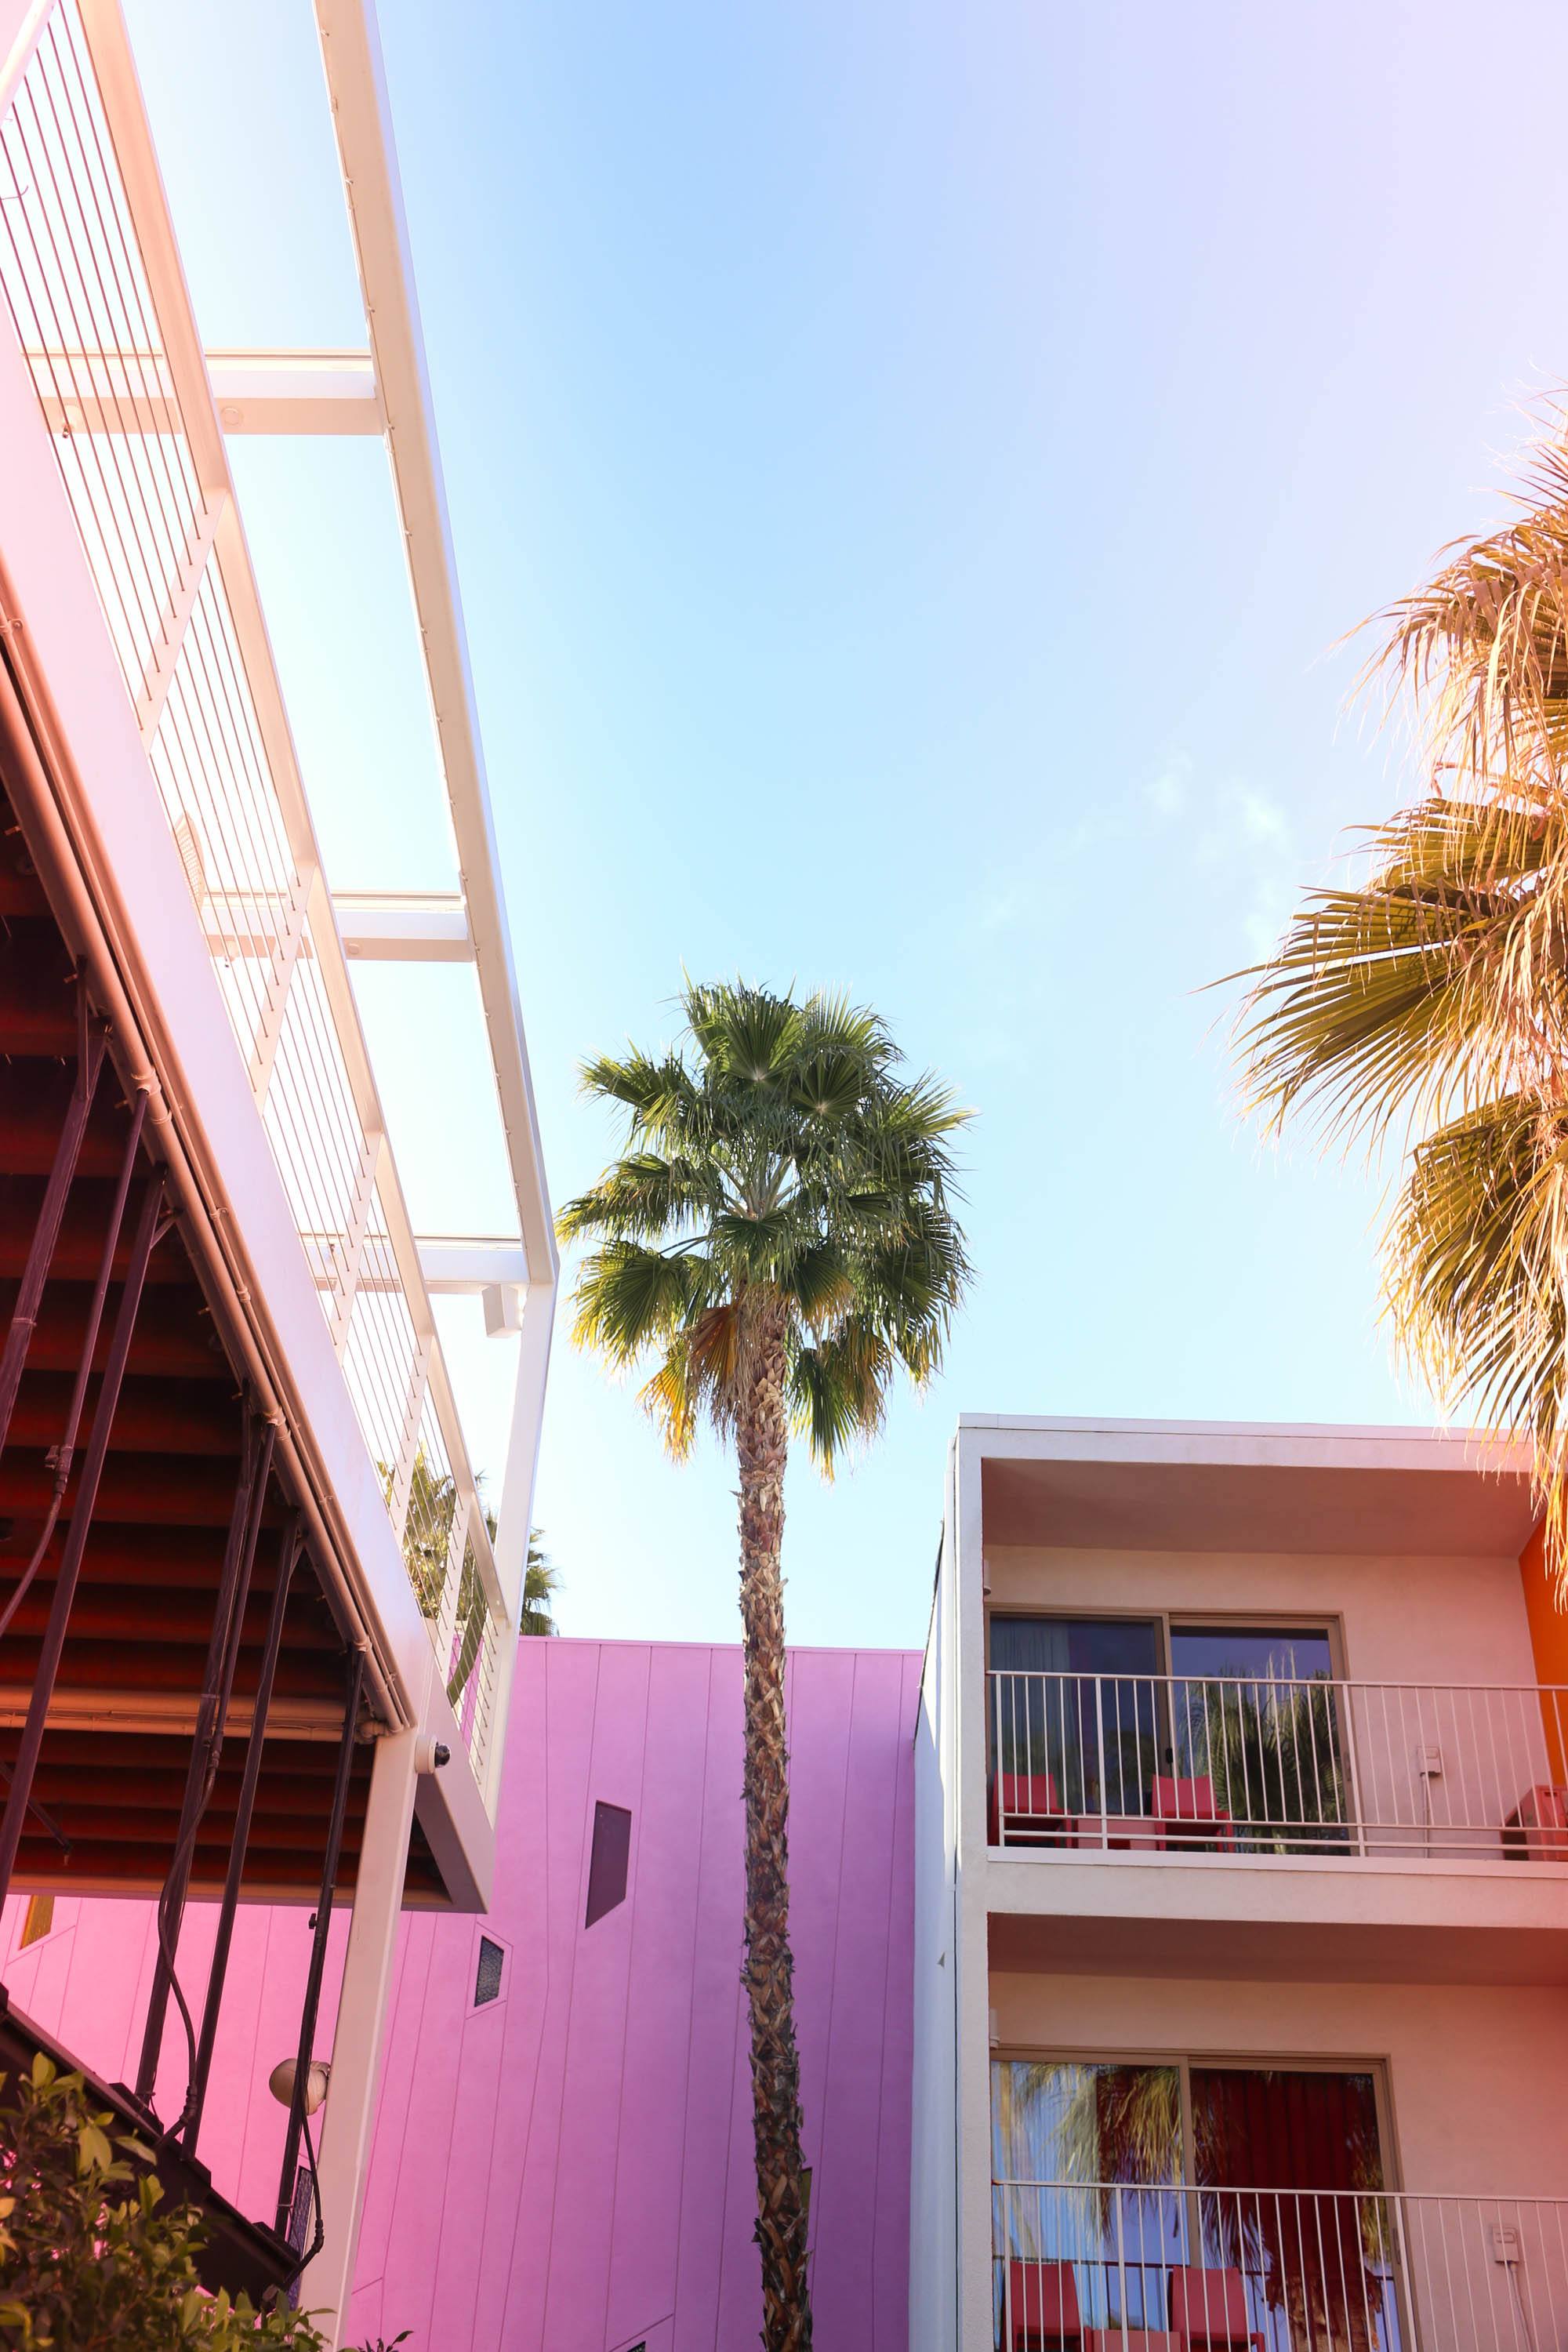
[735,1292,813,2351]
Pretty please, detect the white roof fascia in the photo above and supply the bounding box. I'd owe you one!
[956,1414,1533,1479]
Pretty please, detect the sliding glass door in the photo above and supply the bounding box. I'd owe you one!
[992,2057,1397,2350]
[992,2059,1183,2338]
[1168,1626,1350,1853]
[989,1617,1161,1824]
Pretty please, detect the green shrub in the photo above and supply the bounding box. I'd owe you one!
[0,2053,325,2350]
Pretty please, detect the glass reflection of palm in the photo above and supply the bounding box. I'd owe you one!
[1169,1638,1349,1855]
[993,2062,1396,2352]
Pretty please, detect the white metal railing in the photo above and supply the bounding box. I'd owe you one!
[994,2181,1568,2352]
[0,3,507,1780]
[987,1670,1568,1862]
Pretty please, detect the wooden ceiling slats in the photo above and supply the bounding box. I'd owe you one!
[7,1373,246,1453]
[1,1640,350,1696]
[0,1272,221,1366]
[0,1186,199,1283]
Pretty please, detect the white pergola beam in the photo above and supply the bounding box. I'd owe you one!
[416,1238,528,1294]
[208,349,380,435]
[334,891,474,963]
[25,348,380,437]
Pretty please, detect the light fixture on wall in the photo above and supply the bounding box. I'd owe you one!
[267,2056,330,2114]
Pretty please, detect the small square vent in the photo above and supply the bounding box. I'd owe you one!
[474,1933,505,2006]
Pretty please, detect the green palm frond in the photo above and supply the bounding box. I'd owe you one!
[560,978,973,1473]
[1235,796,1568,1152]
[521,1528,561,1638]
[1234,417,1568,1573]
[568,1240,705,1362]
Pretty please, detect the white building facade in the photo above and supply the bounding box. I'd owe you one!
[914,1417,1568,2352]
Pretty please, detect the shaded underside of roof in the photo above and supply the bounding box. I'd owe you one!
[0,753,444,1901]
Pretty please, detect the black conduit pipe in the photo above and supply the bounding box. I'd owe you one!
[183,1513,304,2150]
[0,1083,147,1643]
[0,975,106,1457]
[136,1412,274,2107]
[275,1645,365,2240]
[0,1171,163,1907]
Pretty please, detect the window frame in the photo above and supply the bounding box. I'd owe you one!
[469,1922,511,2015]
[16,1892,58,1953]
[988,2044,1401,2195]
[984,1603,1348,1683]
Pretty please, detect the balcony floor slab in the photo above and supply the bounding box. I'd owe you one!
[985,1850,1568,1983]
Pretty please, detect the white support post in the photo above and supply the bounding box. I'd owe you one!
[301,1719,419,2347]
[0,0,52,121]
[249,862,314,1102]
[487,1281,554,1623]
[330,1129,381,1359]
[135,493,225,746]
[953,1428,998,2352]
[386,1335,432,1545]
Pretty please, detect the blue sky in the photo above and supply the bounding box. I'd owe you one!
[127,1,1568,1650]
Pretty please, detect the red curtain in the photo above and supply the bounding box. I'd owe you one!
[1191,2068,1382,2192]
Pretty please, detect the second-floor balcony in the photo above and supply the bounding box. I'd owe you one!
[987,1669,1568,1867]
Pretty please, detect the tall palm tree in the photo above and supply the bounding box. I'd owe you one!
[1234,427,1568,1562]
[558,979,971,2352]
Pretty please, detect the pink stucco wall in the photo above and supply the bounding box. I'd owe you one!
[2,1639,919,2352]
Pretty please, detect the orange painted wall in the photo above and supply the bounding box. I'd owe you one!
[1519,1519,1568,1778]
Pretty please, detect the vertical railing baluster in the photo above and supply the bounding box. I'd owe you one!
[328,1127,381,1359]
[387,1337,432,1546]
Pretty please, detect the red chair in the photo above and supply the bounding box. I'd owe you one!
[1005,2257,1081,2349]
[1151,1774,1234,1849]
[989,1771,1069,1847]
[1503,1783,1568,1861]
[1168,2264,1265,2350]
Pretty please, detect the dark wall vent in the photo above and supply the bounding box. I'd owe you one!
[585,1801,632,1927]
[474,1934,506,2006]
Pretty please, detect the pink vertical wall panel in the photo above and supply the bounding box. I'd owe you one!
[2,1639,917,2352]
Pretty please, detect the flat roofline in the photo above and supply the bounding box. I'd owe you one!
[960,1414,1509,1444]
[959,1414,1530,1466]
[535,1635,924,1661]
[962,1417,1538,1557]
